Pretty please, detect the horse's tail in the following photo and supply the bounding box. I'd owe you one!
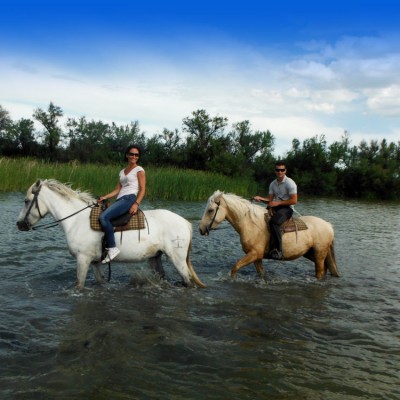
[187,239,207,288]
[325,241,340,277]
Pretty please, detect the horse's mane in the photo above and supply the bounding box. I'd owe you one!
[209,190,266,224]
[41,179,96,204]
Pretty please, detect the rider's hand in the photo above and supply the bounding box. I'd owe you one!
[129,202,139,215]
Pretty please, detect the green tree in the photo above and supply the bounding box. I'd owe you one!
[13,118,38,156]
[286,135,335,195]
[329,131,351,168]
[227,120,275,179]
[146,128,184,167]
[65,117,110,162]
[0,105,14,155]
[182,109,228,170]
[106,121,146,163]
[33,102,63,158]
[0,105,12,133]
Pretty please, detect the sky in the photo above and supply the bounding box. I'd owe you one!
[1,0,400,156]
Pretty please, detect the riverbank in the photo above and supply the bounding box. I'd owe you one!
[0,157,259,200]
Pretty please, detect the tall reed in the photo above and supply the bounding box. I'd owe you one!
[0,157,259,200]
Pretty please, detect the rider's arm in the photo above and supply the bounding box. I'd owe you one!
[253,195,270,204]
[129,171,146,214]
[98,182,122,202]
[269,193,297,208]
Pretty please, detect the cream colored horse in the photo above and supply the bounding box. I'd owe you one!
[199,191,340,279]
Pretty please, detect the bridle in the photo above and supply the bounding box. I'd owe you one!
[206,200,220,234]
[21,183,96,231]
[21,185,44,230]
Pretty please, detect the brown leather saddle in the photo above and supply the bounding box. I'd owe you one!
[264,214,308,234]
[263,214,308,259]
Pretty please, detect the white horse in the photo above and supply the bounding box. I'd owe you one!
[16,179,206,289]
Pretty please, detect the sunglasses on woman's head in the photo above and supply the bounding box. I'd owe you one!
[128,152,140,157]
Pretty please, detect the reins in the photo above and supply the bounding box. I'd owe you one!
[32,203,98,230]
[207,201,220,233]
[23,185,44,227]
[23,183,99,230]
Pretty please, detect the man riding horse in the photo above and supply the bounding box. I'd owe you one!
[253,160,297,260]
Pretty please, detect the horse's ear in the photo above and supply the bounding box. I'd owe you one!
[32,179,42,194]
[214,192,223,205]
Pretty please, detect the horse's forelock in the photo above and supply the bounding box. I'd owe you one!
[209,190,223,205]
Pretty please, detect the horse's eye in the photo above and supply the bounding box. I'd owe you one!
[24,199,30,205]
[208,208,214,214]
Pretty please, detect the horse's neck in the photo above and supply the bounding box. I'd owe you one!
[224,201,266,237]
[42,187,89,231]
[224,203,251,232]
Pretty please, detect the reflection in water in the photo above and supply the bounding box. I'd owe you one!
[0,193,399,399]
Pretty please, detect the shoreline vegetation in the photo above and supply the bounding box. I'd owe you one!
[0,157,259,201]
[2,104,400,200]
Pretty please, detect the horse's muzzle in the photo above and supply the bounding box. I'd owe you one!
[16,220,31,231]
[199,227,209,236]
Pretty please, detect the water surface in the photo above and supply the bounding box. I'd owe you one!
[1,193,399,399]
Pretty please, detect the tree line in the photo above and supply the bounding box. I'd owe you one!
[1,102,399,200]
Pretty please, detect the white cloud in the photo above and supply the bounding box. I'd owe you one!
[285,60,336,82]
[365,85,400,117]
[1,32,400,157]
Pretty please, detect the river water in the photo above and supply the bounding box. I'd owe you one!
[1,192,399,399]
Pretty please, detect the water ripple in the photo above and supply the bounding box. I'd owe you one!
[0,193,399,399]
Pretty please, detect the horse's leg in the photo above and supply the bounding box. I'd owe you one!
[76,255,92,289]
[168,251,195,287]
[325,243,340,277]
[254,260,265,276]
[92,263,105,284]
[314,251,328,279]
[149,251,166,280]
[231,251,260,278]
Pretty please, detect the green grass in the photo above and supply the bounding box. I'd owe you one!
[0,157,259,200]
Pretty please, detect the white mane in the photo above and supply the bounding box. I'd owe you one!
[40,179,96,204]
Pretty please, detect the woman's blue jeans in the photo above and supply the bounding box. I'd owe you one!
[99,194,136,248]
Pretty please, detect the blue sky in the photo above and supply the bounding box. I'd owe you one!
[1,0,400,155]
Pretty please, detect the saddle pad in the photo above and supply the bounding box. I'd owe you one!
[90,206,145,232]
[280,217,308,233]
[264,214,308,233]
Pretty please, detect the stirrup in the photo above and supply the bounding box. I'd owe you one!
[269,249,283,260]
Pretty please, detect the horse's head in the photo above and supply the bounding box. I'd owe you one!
[16,180,49,231]
[199,191,226,236]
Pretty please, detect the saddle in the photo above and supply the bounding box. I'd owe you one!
[90,205,145,232]
[263,214,308,259]
[264,214,308,234]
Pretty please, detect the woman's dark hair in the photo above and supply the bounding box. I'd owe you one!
[124,144,143,161]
